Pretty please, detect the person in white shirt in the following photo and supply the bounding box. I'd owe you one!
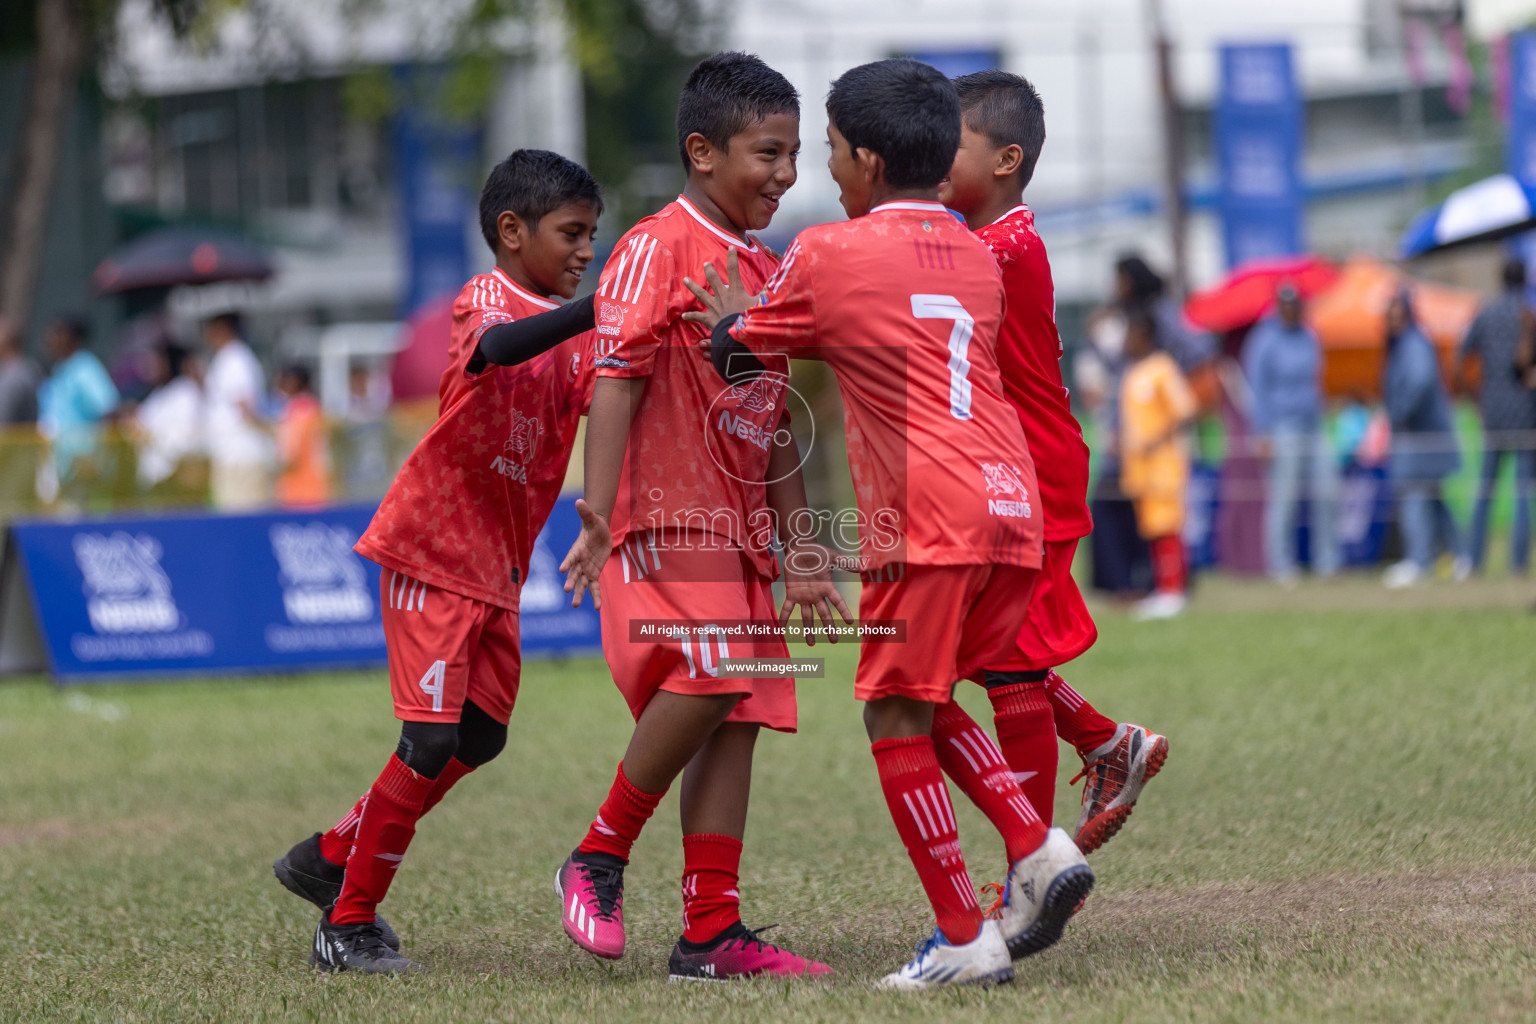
[131,344,205,494]
[201,312,272,510]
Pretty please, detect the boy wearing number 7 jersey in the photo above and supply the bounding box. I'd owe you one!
[271,150,609,973]
[689,59,1093,990]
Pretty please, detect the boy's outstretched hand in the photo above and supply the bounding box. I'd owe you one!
[560,498,611,609]
[682,247,754,338]
[779,541,853,646]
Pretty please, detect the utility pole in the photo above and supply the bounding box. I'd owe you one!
[1146,0,1189,298]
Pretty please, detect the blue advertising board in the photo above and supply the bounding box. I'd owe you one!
[5,501,600,683]
[1216,43,1305,268]
[393,66,481,316]
[1508,31,1536,188]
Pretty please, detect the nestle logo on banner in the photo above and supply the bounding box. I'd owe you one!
[269,523,374,624]
[73,532,182,634]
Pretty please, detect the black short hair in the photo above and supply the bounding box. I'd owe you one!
[1503,256,1527,289]
[54,314,89,344]
[1115,254,1165,302]
[208,311,243,337]
[826,59,961,191]
[954,70,1046,189]
[676,51,800,171]
[280,363,312,392]
[479,149,603,254]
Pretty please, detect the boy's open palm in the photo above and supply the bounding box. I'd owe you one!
[560,498,611,609]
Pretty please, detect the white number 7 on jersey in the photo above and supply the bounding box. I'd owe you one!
[911,294,975,420]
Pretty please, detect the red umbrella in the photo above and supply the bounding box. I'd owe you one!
[1184,255,1340,333]
[95,227,274,293]
[390,294,455,403]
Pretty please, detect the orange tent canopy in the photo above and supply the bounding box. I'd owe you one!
[1305,257,1480,398]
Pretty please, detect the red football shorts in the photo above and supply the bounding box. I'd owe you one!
[990,538,1099,673]
[382,569,521,725]
[599,530,796,732]
[855,563,1039,703]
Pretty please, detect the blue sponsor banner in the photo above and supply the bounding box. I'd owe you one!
[1508,31,1536,188]
[8,501,599,682]
[1216,43,1305,268]
[393,65,480,316]
[906,49,999,79]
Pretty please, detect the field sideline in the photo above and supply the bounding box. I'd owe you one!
[3,579,1535,1022]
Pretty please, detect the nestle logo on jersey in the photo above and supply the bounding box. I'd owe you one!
[596,303,625,336]
[980,461,1033,519]
[715,409,774,451]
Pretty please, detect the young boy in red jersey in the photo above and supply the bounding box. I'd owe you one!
[938,71,1169,854]
[688,59,1092,990]
[271,149,612,973]
[553,52,844,981]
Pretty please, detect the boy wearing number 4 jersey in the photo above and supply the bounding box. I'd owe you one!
[271,150,612,974]
[939,72,1168,857]
[691,59,1092,990]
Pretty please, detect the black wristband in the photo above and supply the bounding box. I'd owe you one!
[471,293,596,372]
[710,313,766,382]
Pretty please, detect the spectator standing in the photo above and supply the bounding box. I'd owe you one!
[131,344,205,498]
[0,317,40,426]
[1120,309,1199,619]
[1382,292,1462,588]
[0,317,42,517]
[273,364,330,509]
[1456,256,1536,575]
[202,312,272,511]
[37,315,119,506]
[1243,284,1339,583]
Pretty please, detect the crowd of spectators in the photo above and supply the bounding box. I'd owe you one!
[1075,253,1536,604]
[0,310,349,516]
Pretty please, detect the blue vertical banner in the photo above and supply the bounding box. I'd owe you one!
[1216,43,1305,268]
[1507,31,1536,187]
[393,66,481,316]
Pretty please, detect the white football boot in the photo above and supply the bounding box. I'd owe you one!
[995,827,1095,960]
[875,919,1014,991]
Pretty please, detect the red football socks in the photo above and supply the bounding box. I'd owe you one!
[419,757,475,817]
[331,754,434,925]
[317,793,366,865]
[1044,670,1117,757]
[576,762,666,862]
[872,735,982,945]
[681,833,743,943]
[1151,534,1187,594]
[316,757,476,867]
[931,700,1047,863]
[984,682,1059,827]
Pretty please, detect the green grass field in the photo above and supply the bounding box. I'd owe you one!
[3,577,1535,1023]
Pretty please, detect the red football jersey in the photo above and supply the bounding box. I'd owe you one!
[976,205,1092,541]
[731,200,1042,571]
[593,195,789,579]
[356,268,593,610]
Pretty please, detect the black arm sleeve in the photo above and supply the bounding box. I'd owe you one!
[710,314,767,382]
[469,294,596,372]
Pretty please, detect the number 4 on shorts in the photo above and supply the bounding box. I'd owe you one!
[418,660,446,713]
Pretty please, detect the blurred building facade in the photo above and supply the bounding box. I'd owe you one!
[728,0,1521,309]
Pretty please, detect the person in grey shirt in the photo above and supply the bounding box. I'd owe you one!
[1456,256,1536,575]
[1384,292,1462,588]
[1244,284,1338,582]
[0,316,40,425]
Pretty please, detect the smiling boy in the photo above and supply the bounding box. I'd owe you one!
[553,51,843,981]
[272,149,607,973]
